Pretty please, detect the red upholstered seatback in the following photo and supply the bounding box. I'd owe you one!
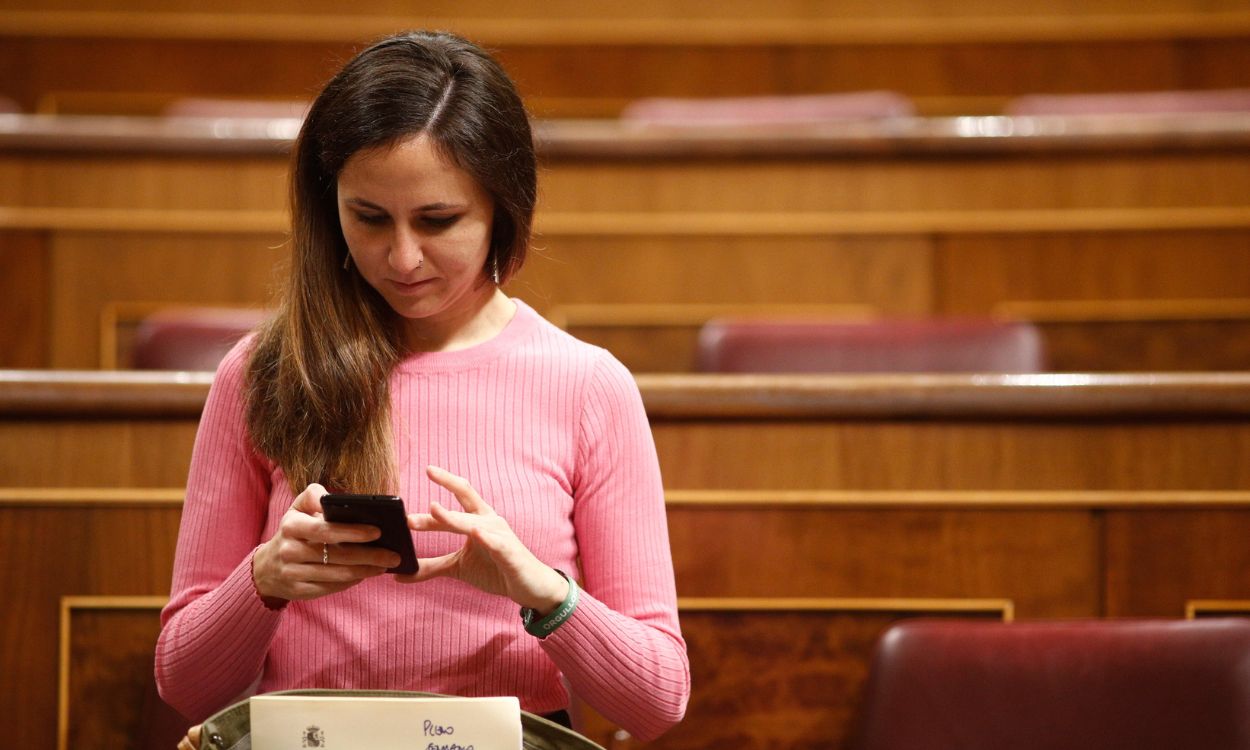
[130,307,266,371]
[620,91,915,127]
[697,319,1045,373]
[851,618,1250,750]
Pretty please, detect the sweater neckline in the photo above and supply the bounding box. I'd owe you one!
[392,298,538,373]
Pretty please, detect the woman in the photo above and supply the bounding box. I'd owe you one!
[155,30,689,742]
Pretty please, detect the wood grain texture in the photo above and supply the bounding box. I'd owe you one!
[0,230,49,368]
[3,33,1249,120]
[0,502,181,750]
[59,598,187,750]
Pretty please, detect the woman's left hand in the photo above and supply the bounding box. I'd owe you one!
[399,465,570,614]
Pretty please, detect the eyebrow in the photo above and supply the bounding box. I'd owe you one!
[344,197,466,212]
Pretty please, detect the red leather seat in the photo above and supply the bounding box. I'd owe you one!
[620,91,915,127]
[129,307,265,371]
[1005,88,1250,116]
[851,618,1250,750]
[696,319,1045,373]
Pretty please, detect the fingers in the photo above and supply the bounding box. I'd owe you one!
[290,483,328,515]
[295,540,400,570]
[426,466,494,515]
[396,550,459,584]
[178,726,202,750]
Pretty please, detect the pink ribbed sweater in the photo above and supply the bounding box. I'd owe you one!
[155,300,690,740]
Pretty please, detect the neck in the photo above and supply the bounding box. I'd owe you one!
[402,285,515,353]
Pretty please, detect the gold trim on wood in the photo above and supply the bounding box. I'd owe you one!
[0,488,184,507]
[678,596,1014,622]
[1185,600,1250,619]
[10,488,1250,510]
[996,298,1250,323]
[665,489,1250,510]
[58,596,169,750]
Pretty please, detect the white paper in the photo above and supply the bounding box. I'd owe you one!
[250,695,522,750]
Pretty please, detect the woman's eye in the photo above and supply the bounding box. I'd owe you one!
[423,215,460,228]
[355,212,387,226]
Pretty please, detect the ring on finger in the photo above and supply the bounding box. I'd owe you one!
[322,543,329,565]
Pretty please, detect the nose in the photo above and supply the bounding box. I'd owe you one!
[388,225,424,273]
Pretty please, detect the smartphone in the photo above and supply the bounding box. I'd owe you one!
[320,493,418,575]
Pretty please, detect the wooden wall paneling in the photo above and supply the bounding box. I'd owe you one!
[1104,510,1250,617]
[650,422,1250,492]
[0,229,50,367]
[3,34,1249,119]
[518,234,934,309]
[538,152,1250,213]
[651,419,1250,491]
[666,500,1098,618]
[0,494,182,750]
[1031,316,1250,371]
[0,420,199,487]
[59,597,186,750]
[0,153,289,210]
[933,230,1250,315]
[48,231,287,368]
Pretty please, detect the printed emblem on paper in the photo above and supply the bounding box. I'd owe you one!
[302,725,326,747]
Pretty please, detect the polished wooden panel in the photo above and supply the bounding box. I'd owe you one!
[669,505,1097,617]
[3,11,1249,118]
[0,229,48,368]
[0,495,181,750]
[1105,511,1250,616]
[1034,317,1250,371]
[539,151,1250,213]
[59,597,187,750]
[935,231,1250,314]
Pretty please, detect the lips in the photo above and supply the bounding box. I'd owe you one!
[389,278,435,295]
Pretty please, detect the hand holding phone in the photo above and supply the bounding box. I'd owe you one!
[320,494,419,575]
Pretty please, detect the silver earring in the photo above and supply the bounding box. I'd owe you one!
[491,256,501,285]
[342,252,351,271]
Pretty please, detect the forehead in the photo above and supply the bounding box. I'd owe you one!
[338,133,482,199]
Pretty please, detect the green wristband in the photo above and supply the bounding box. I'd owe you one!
[520,571,579,639]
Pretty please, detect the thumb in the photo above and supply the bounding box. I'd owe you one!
[291,483,329,516]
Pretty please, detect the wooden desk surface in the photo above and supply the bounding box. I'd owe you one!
[4,112,1250,157]
[5,369,1250,418]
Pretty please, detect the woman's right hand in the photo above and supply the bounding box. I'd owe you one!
[251,483,400,602]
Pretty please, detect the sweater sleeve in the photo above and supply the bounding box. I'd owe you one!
[539,353,691,741]
[154,340,285,722]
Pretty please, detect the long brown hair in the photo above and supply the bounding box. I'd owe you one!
[245,31,537,492]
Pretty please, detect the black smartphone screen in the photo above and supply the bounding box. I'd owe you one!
[320,494,418,575]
